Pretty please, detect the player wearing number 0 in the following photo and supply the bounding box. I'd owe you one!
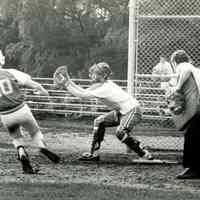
[0,50,60,174]
[54,63,154,161]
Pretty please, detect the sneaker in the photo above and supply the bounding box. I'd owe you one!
[17,148,35,174]
[177,168,200,179]
[78,152,100,161]
[40,148,60,164]
[141,149,154,160]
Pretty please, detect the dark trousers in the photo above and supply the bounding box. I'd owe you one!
[183,112,200,170]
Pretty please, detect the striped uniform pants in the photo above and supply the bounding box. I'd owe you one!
[91,107,142,153]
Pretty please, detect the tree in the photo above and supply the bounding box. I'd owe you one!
[3,0,200,78]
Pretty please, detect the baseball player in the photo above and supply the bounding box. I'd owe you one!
[0,50,60,174]
[54,63,154,161]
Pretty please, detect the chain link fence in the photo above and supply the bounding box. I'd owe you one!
[134,0,200,132]
[22,0,200,152]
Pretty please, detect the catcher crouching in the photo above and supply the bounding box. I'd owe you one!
[53,63,154,162]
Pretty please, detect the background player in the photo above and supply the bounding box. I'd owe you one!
[54,63,154,161]
[0,50,60,174]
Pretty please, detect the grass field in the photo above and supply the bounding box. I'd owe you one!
[0,118,199,200]
[1,182,200,200]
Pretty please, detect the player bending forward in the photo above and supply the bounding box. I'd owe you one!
[0,50,60,174]
[54,62,154,161]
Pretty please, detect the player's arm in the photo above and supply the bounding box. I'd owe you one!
[67,79,87,93]
[175,66,191,91]
[10,69,49,96]
[54,69,94,98]
[65,80,94,99]
[24,79,49,96]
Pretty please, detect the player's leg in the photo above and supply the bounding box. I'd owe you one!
[20,104,60,163]
[116,107,153,160]
[79,110,120,161]
[1,114,35,174]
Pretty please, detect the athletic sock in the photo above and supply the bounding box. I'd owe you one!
[17,145,26,159]
[123,137,145,157]
[32,131,46,148]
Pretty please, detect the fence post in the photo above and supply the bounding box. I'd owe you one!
[127,0,137,97]
[126,0,138,153]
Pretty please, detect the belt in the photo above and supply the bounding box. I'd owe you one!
[0,103,25,115]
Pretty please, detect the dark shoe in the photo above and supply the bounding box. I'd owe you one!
[40,148,60,163]
[177,168,200,179]
[18,152,35,174]
[141,149,154,160]
[20,155,35,174]
[78,152,100,161]
[17,146,35,174]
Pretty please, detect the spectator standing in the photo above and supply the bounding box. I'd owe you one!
[152,56,174,88]
[170,50,200,179]
[152,56,174,116]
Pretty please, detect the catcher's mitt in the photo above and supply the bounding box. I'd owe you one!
[167,91,185,115]
[53,65,70,88]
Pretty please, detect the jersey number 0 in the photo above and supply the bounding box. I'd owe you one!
[0,79,13,97]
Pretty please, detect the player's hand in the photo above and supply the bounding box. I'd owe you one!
[34,89,49,96]
[41,89,49,96]
[166,90,185,115]
[33,85,49,96]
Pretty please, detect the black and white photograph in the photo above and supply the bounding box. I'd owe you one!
[0,0,200,199]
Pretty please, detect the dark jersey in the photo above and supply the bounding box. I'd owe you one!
[0,69,25,112]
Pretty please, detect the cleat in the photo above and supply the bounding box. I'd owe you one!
[141,149,154,160]
[17,146,35,174]
[78,152,100,161]
[40,148,60,163]
[19,155,35,174]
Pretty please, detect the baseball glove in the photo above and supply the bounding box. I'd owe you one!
[167,91,185,115]
[53,65,70,88]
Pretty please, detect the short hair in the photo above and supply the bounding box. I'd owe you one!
[89,62,112,80]
[170,50,191,64]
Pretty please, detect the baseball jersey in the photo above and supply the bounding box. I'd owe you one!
[0,69,31,113]
[87,80,139,114]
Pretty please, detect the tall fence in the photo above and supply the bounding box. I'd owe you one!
[136,0,200,74]
[24,0,200,151]
[132,0,200,129]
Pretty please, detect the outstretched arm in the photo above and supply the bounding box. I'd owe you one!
[65,80,94,99]
[55,71,95,98]
[54,66,96,99]
[24,79,49,96]
[67,80,87,93]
